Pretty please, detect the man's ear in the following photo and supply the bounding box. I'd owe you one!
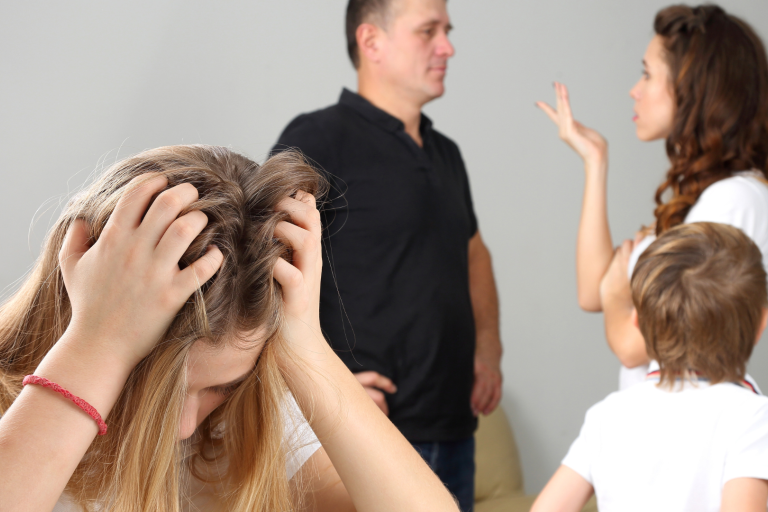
[357,22,383,65]
[756,307,768,346]
[630,308,640,331]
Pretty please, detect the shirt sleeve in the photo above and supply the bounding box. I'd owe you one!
[684,178,768,241]
[283,391,322,481]
[723,403,768,483]
[562,403,601,485]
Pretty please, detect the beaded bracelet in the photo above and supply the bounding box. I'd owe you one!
[23,375,108,435]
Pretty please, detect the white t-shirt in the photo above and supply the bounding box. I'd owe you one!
[620,171,768,390]
[53,392,320,511]
[562,379,768,511]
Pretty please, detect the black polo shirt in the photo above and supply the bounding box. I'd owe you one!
[273,89,477,442]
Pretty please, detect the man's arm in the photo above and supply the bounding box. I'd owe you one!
[530,465,594,512]
[468,231,502,416]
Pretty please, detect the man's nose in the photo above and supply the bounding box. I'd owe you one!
[437,32,455,58]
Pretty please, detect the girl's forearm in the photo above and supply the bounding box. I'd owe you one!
[284,340,459,512]
[0,331,133,511]
[576,159,613,312]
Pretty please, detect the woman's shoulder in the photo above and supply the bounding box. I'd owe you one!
[698,172,768,206]
[687,172,768,223]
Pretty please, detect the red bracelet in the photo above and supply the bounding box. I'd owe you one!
[22,375,108,435]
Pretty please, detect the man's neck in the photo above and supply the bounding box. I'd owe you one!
[357,76,424,147]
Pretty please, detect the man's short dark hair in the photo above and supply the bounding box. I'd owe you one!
[345,0,395,69]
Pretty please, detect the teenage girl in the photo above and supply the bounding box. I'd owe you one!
[0,146,460,512]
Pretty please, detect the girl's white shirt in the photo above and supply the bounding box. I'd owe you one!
[620,170,768,391]
[52,392,320,511]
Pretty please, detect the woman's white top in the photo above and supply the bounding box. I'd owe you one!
[563,379,768,511]
[620,171,768,390]
[53,392,320,511]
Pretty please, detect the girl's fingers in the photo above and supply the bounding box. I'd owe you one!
[58,219,91,277]
[109,174,168,231]
[138,183,200,245]
[536,101,559,125]
[274,220,320,273]
[175,244,224,297]
[154,210,209,269]
[273,257,305,307]
[275,193,322,237]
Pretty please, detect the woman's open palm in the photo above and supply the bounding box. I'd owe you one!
[537,82,608,165]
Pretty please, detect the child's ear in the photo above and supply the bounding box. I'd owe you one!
[756,307,768,346]
[630,308,640,331]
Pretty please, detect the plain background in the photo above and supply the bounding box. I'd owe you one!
[2,0,767,494]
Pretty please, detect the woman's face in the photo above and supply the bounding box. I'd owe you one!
[629,35,676,141]
[179,331,265,440]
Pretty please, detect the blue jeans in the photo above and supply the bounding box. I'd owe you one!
[411,437,475,512]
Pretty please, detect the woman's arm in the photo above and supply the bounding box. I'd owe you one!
[273,192,460,512]
[530,465,594,512]
[600,240,651,368]
[537,83,613,311]
[0,176,223,511]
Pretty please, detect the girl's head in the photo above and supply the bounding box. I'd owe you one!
[629,4,768,234]
[0,145,326,511]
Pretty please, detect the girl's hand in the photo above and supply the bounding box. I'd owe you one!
[59,174,224,370]
[272,191,325,356]
[537,82,608,169]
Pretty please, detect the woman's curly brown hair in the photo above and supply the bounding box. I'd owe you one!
[653,4,768,234]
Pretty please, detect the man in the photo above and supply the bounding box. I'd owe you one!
[272,1,502,509]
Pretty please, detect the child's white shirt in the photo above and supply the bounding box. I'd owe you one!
[620,171,768,391]
[563,379,768,512]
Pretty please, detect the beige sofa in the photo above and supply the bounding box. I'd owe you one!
[474,407,597,512]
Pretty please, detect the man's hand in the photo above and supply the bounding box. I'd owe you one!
[354,371,397,416]
[471,351,502,416]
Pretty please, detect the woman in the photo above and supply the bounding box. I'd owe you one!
[0,145,459,511]
[536,4,768,389]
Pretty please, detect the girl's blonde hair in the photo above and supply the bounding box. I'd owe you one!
[0,145,326,511]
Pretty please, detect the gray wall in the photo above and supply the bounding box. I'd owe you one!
[2,0,767,494]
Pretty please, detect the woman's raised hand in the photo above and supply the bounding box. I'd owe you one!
[59,174,224,371]
[272,190,324,355]
[537,82,608,169]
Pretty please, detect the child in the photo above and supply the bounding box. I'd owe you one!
[532,222,768,511]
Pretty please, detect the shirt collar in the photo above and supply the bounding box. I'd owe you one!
[338,88,433,137]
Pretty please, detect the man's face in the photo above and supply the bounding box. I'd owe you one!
[378,0,454,105]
